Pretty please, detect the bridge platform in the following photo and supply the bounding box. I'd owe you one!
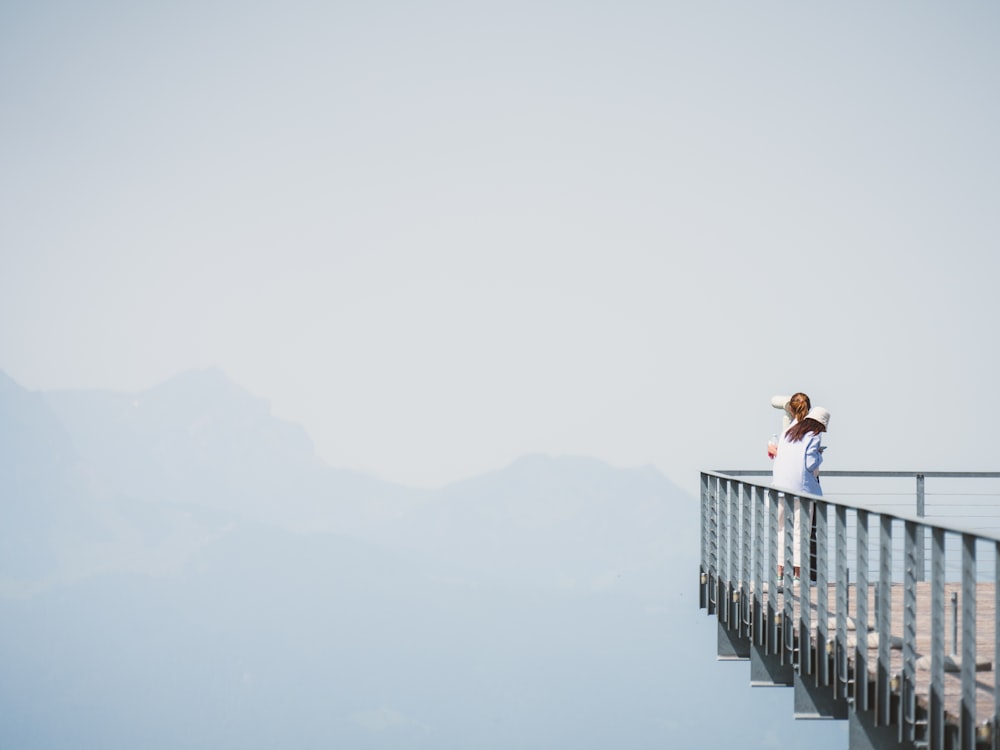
[701,471,1000,750]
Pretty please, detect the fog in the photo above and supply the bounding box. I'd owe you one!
[0,371,845,748]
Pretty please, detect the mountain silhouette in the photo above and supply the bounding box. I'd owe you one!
[0,369,838,750]
[364,453,693,592]
[41,369,425,530]
[0,372,84,579]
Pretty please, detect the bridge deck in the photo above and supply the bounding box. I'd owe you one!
[772,581,996,726]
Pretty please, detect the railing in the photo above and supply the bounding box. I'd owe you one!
[699,471,1000,750]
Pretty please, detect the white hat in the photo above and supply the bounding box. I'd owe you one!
[808,407,831,428]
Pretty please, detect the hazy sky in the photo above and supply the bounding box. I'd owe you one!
[3,1,999,490]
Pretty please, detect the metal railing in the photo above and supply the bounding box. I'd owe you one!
[699,470,1000,750]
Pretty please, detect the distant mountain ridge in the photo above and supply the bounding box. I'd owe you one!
[0,370,77,485]
[0,370,824,750]
[42,367,323,495]
[0,368,689,593]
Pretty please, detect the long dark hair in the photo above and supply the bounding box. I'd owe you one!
[787,392,811,424]
[785,417,825,443]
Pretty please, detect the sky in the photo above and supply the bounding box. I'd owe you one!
[3,1,999,492]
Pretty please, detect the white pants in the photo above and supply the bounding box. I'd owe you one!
[777,496,809,569]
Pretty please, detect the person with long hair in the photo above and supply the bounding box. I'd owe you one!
[773,406,829,496]
[785,392,812,427]
[772,392,810,579]
[772,406,830,581]
[768,391,811,456]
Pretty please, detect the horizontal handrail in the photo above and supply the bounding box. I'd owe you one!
[715,470,1000,479]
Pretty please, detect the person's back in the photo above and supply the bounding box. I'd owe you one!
[771,408,829,496]
[770,391,813,490]
[772,427,823,495]
[771,406,830,581]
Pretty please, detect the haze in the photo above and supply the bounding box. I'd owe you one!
[4,2,998,491]
[2,3,998,749]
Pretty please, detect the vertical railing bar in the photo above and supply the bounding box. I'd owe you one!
[729,478,740,629]
[902,520,918,744]
[741,480,752,639]
[708,477,723,616]
[816,500,829,687]
[730,479,740,587]
[916,474,926,582]
[856,509,870,713]
[768,487,779,656]
[960,533,976,750]
[916,473,925,517]
[995,541,1000,750]
[799,494,812,677]
[719,479,732,625]
[719,479,730,625]
[836,505,848,702]
[877,514,892,726]
[709,475,720,615]
[753,485,765,646]
[783,491,795,665]
[931,527,945,750]
[700,472,709,610]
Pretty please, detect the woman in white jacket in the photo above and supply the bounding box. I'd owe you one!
[772,393,810,579]
[772,406,830,581]
[773,407,829,495]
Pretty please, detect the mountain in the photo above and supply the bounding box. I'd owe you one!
[0,372,83,580]
[42,368,426,532]
[17,370,691,594]
[0,369,427,593]
[0,369,845,750]
[0,370,77,485]
[365,453,695,593]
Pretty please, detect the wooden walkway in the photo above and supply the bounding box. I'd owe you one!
[775,581,996,728]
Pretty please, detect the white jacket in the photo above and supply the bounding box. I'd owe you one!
[771,428,823,496]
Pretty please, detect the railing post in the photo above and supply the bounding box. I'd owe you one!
[902,520,918,744]
[835,505,849,702]
[931,527,945,750]
[718,478,729,624]
[753,485,764,646]
[994,541,1000,750]
[799,495,812,677]
[952,592,959,658]
[700,472,710,609]
[741,480,752,640]
[815,500,829,687]
[916,473,926,582]
[855,509,870,713]
[783,492,795,665]
[877,514,892,726]
[729,478,740,630]
[960,533,976,750]
[708,475,720,616]
[767,488,779,656]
